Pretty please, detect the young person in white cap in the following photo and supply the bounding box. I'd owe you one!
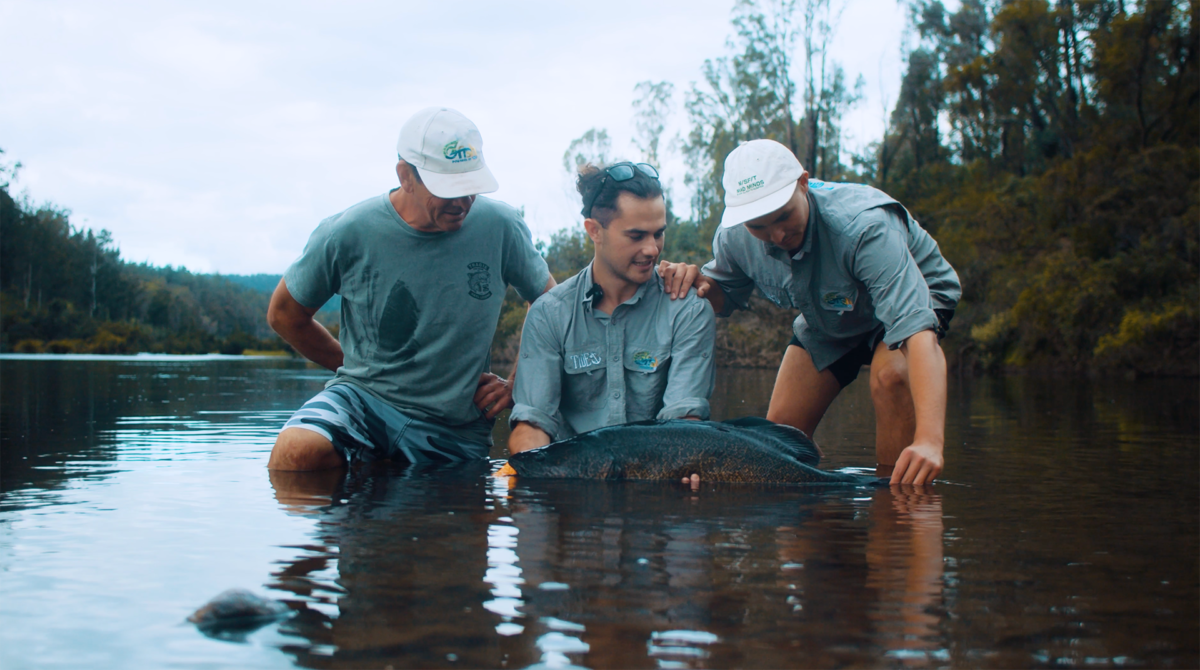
[659,139,960,486]
[266,107,554,471]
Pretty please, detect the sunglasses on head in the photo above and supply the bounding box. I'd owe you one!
[583,162,660,217]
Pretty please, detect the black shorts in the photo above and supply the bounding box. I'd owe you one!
[787,309,954,389]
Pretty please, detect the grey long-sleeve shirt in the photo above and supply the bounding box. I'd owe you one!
[510,264,716,441]
[702,180,961,372]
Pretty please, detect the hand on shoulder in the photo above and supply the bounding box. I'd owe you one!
[658,260,712,300]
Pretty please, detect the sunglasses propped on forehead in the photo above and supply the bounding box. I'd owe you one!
[582,162,660,217]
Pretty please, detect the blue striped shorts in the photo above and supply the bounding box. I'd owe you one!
[281,383,490,466]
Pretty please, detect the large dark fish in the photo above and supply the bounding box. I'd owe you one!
[502,417,884,485]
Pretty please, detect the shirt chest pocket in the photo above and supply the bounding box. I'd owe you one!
[817,284,859,316]
[623,347,671,410]
[562,347,606,410]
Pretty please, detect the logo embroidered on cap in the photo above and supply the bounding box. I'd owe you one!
[443,139,478,163]
[632,351,658,371]
[735,174,766,196]
[467,262,492,300]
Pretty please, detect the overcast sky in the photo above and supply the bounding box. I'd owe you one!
[1,0,909,275]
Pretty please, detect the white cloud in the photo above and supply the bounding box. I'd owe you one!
[1,0,906,274]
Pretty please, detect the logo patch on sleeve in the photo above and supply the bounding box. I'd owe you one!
[632,351,658,371]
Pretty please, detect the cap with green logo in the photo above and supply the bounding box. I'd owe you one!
[720,139,805,228]
[397,107,499,198]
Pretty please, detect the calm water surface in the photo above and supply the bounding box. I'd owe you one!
[1,356,1196,669]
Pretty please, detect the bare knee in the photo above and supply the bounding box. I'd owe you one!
[268,428,344,471]
[870,359,909,398]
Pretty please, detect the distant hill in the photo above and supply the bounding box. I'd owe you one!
[224,274,341,321]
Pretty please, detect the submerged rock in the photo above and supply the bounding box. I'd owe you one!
[188,588,291,634]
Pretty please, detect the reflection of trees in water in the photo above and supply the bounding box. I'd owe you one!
[268,467,948,668]
[0,358,324,495]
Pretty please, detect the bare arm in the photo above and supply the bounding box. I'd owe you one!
[891,329,947,485]
[657,261,727,315]
[267,279,343,372]
[509,421,551,454]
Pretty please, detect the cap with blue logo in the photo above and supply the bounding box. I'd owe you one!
[397,107,499,198]
[720,139,806,228]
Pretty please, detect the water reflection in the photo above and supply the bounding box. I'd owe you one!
[2,359,1196,669]
[266,462,958,668]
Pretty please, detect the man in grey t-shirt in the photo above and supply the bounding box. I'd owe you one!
[508,162,716,457]
[660,140,961,486]
[267,107,554,471]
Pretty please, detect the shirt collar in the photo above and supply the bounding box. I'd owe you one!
[579,263,655,312]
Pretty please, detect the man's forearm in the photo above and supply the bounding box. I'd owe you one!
[275,318,344,372]
[698,276,727,315]
[268,280,344,372]
[509,421,551,454]
[902,330,947,448]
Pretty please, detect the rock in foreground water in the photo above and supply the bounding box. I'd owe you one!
[188,588,291,632]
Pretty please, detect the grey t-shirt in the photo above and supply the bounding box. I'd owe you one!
[702,180,961,372]
[510,264,716,441]
[284,193,550,444]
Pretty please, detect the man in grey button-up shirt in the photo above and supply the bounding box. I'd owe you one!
[660,140,961,486]
[509,163,716,454]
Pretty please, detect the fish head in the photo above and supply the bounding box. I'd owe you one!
[508,439,618,479]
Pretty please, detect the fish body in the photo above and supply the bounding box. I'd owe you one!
[507,417,883,485]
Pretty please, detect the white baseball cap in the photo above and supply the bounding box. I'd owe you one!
[720,139,805,228]
[397,107,499,198]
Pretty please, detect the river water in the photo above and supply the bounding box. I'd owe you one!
[0,355,1196,669]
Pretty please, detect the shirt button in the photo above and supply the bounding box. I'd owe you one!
[612,391,621,399]
[701,351,709,358]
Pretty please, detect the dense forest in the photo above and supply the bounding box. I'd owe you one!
[0,169,287,355]
[528,0,1198,375]
[3,0,1195,376]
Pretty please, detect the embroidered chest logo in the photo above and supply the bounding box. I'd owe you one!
[467,262,492,300]
[568,352,602,370]
[822,292,854,310]
[632,351,658,372]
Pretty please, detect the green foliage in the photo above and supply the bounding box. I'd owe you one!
[856,0,1200,375]
[0,177,289,355]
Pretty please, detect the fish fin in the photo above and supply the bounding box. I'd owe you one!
[727,420,822,466]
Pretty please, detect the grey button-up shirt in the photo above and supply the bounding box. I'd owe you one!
[702,180,961,372]
[511,264,716,441]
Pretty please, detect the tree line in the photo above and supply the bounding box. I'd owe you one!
[0,161,289,355]
[3,0,1194,375]
[530,0,1197,375]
